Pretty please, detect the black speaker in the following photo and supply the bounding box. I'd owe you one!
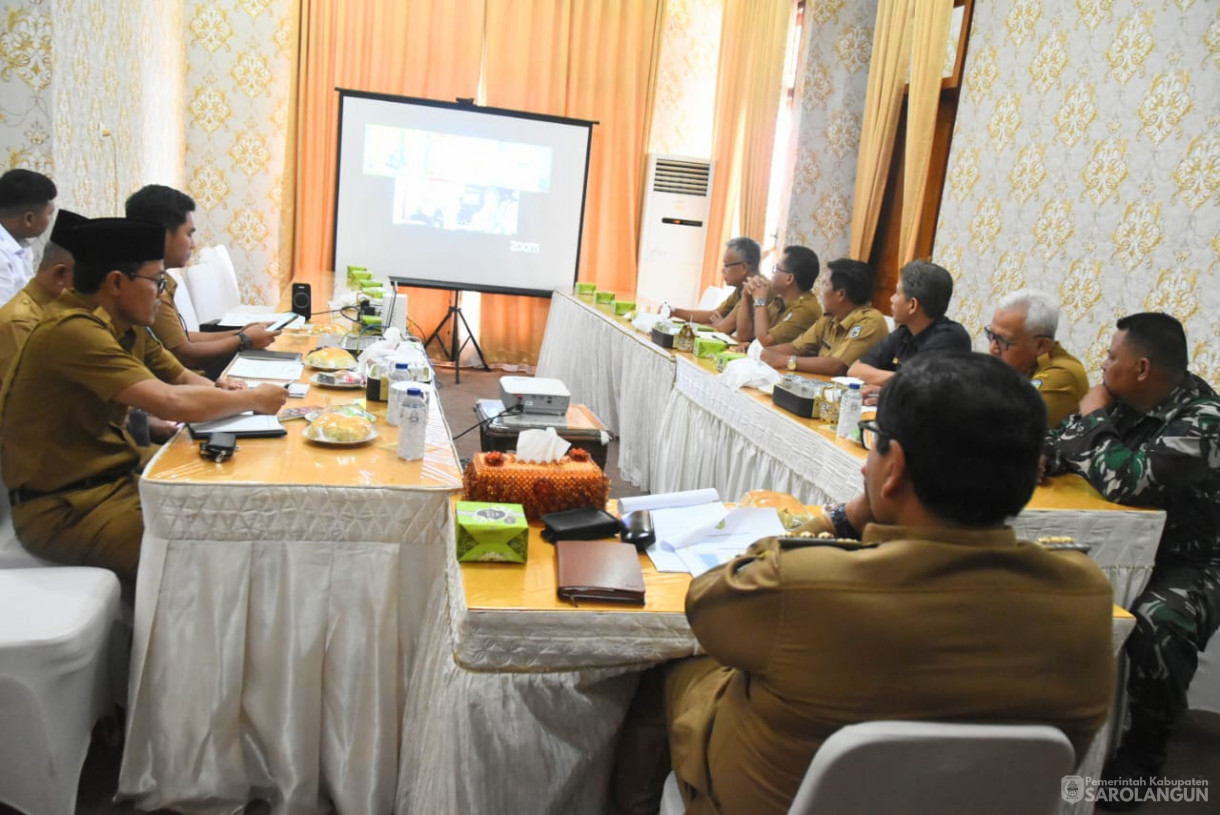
[291,283,312,319]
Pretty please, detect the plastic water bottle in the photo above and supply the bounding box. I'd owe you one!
[836,382,863,442]
[386,362,412,426]
[397,386,428,461]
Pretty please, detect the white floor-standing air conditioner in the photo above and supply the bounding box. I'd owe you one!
[636,155,713,308]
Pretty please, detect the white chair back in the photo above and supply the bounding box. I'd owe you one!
[0,457,54,568]
[884,314,895,332]
[696,285,732,312]
[788,720,1075,815]
[168,268,200,333]
[185,245,241,324]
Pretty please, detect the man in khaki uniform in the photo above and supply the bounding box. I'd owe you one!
[670,236,761,334]
[736,244,822,345]
[613,354,1116,815]
[0,209,85,380]
[987,288,1088,428]
[760,258,888,375]
[0,218,287,579]
[126,185,278,378]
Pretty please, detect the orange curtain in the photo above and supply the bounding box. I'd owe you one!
[699,0,792,293]
[478,0,664,366]
[848,0,915,261]
[293,0,483,344]
[898,0,953,265]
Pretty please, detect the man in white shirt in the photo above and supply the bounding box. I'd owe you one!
[0,169,57,306]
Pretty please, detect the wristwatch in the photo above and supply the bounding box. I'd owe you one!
[825,503,860,540]
[236,330,253,351]
[787,355,797,372]
[753,297,768,307]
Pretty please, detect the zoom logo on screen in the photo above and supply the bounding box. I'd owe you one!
[510,241,541,253]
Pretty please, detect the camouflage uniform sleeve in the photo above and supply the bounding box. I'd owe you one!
[1045,404,1220,504]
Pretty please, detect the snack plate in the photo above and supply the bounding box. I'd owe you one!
[303,426,379,447]
[310,372,364,389]
[305,405,376,423]
[306,362,358,372]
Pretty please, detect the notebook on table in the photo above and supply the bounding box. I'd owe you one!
[555,539,646,605]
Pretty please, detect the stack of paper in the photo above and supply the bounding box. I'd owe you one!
[622,489,785,577]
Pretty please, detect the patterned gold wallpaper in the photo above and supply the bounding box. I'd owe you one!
[0,0,52,175]
[4,1,292,308]
[182,0,295,306]
[784,0,878,262]
[934,0,1220,387]
[649,0,722,159]
[53,0,183,219]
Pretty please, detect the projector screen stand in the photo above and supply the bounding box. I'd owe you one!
[424,289,489,384]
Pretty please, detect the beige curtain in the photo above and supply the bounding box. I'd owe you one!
[898,0,954,264]
[293,0,484,339]
[478,0,664,366]
[699,0,792,291]
[848,0,915,261]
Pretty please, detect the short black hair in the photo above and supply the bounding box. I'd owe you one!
[0,169,56,216]
[877,352,1045,526]
[37,241,73,273]
[900,260,954,319]
[783,245,819,291]
[125,184,196,231]
[72,260,144,294]
[726,236,761,273]
[828,258,874,305]
[1116,312,1188,376]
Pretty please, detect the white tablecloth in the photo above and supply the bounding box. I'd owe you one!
[652,357,1164,609]
[119,408,462,815]
[537,291,676,490]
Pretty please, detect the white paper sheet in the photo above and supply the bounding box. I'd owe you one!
[226,357,305,380]
[645,506,784,575]
[618,488,719,515]
[217,307,296,327]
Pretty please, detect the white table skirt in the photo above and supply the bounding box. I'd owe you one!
[652,357,1163,609]
[537,291,676,490]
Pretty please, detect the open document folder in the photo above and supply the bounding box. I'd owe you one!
[622,489,785,577]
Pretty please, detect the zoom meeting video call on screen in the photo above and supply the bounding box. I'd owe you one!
[333,93,592,297]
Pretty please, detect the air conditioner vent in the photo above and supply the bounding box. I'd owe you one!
[652,159,711,196]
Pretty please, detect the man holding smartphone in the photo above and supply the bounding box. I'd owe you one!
[126,184,280,378]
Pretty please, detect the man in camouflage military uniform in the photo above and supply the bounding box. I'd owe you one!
[1044,312,1220,809]
[736,244,822,345]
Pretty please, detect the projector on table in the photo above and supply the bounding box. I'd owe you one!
[499,376,570,416]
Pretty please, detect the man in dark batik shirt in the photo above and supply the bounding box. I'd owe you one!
[1045,312,1219,810]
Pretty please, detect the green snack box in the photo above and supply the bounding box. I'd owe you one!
[346,266,371,281]
[360,313,383,326]
[715,351,747,371]
[594,290,614,304]
[612,300,636,315]
[695,324,715,332]
[455,501,529,563]
[694,336,728,358]
[575,282,596,296]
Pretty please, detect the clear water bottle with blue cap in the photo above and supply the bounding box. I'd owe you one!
[836,382,863,442]
[397,386,428,461]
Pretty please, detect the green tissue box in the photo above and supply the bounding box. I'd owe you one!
[695,336,728,358]
[695,324,715,332]
[347,266,371,281]
[594,290,614,304]
[575,282,596,296]
[456,501,529,563]
[613,300,636,315]
[715,351,747,371]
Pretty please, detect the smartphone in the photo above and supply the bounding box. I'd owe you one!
[269,314,301,331]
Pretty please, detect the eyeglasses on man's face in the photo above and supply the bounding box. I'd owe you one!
[127,271,168,293]
[722,260,745,270]
[858,419,892,451]
[983,325,1016,352]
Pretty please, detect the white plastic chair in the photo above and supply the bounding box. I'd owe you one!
[185,245,241,324]
[0,567,123,815]
[660,720,1075,815]
[168,267,201,333]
